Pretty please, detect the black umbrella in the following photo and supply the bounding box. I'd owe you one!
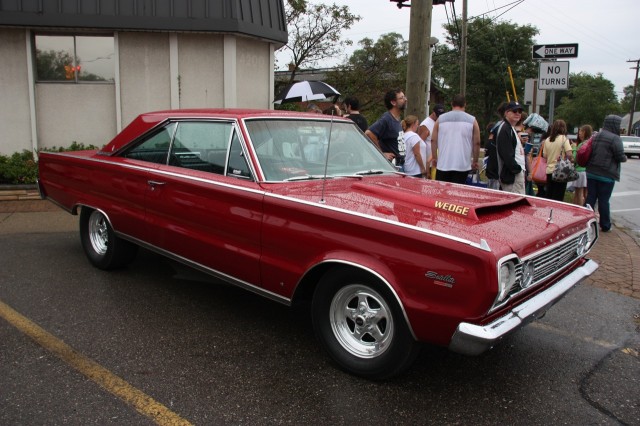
[274,81,340,104]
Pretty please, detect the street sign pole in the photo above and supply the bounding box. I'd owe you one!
[549,90,555,123]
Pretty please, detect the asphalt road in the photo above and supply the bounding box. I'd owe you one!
[612,157,640,241]
[1,216,639,425]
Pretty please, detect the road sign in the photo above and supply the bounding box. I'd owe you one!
[538,61,569,90]
[532,44,579,59]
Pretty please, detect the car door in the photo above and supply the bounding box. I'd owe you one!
[143,120,264,287]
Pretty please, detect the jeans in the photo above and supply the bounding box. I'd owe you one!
[586,178,615,231]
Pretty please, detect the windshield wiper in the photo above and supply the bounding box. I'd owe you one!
[284,174,333,182]
[354,169,387,176]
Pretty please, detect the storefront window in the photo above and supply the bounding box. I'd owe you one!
[35,34,114,83]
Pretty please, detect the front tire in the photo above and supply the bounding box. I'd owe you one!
[312,267,420,380]
[79,207,138,270]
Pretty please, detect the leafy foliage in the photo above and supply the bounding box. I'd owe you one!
[433,18,539,127]
[0,151,38,185]
[555,72,621,131]
[280,2,360,83]
[619,84,639,114]
[325,33,408,123]
[0,143,99,185]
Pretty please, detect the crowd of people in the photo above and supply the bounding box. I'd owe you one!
[306,90,627,233]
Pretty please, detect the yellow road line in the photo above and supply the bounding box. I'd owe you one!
[0,300,192,426]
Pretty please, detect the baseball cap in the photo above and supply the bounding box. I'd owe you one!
[504,102,524,113]
[433,104,445,116]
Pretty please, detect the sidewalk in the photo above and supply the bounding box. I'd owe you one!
[1,198,639,300]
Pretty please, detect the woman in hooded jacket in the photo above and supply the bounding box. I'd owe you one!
[585,115,627,232]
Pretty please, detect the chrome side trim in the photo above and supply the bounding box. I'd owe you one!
[448,259,598,356]
[116,233,291,306]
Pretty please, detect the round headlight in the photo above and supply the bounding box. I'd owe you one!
[576,233,589,256]
[498,261,516,302]
[587,222,597,244]
[521,261,535,288]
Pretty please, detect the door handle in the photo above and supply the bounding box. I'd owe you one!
[147,180,166,190]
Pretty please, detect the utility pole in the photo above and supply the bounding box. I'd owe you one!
[627,59,639,135]
[459,0,467,95]
[406,0,433,120]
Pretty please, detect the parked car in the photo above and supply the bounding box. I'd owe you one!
[622,135,640,158]
[38,109,599,379]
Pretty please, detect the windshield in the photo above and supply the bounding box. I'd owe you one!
[244,118,397,181]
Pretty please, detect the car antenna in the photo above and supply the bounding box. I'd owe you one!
[320,110,335,204]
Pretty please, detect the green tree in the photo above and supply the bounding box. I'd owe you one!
[555,72,621,131]
[36,49,75,80]
[619,84,639,113]
[325,33,408,123]
[432,18,539,129]
[279,2,360,83]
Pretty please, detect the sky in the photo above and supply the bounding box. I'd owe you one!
[277,0,639,101]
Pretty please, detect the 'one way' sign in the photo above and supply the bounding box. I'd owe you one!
[532,44,579,59]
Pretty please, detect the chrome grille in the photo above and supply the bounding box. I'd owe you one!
[510,233,583,298]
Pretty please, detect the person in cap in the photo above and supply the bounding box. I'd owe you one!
[496,101,526,194]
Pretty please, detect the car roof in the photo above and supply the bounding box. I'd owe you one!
[100,108,350,154]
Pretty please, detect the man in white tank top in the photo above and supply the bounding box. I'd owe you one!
[430,94,481,184]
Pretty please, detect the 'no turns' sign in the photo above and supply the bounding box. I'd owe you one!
[538,61,569,90]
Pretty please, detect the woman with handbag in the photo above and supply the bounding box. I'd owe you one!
[542,119,574,201]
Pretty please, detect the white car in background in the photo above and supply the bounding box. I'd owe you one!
[621,135,640,158]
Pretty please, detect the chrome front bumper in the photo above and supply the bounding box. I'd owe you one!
[448,259,599,356]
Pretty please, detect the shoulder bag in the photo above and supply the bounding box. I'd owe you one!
[576,133,596,167]
[531,139,548,184]
[552,140,579,182]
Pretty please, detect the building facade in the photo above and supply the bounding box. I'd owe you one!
[0,0,287,155]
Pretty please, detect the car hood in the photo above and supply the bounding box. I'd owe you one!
[262,175,595,255]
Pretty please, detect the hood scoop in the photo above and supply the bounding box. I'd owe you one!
[352,181,532,221]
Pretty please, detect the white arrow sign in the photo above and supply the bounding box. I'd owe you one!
[532,44,579,59]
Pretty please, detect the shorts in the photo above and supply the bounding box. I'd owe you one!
[573,171,587,188]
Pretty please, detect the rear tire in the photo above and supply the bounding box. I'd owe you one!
[311,266,420,380]
[79,207,138,270]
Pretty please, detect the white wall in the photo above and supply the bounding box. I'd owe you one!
[118,32,171,128]
[0,29,32,154]
[178,33,225,109]
[0,29,277,156]
[35,84,116,149]
[237,37,271,109]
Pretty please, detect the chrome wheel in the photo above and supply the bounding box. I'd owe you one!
[88,210,109,255]
[329,284,394,358]
[80,207,138,270]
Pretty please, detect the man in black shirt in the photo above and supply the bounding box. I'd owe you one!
[343,96,368,132]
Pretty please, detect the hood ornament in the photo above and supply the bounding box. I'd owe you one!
[547,208,554,224]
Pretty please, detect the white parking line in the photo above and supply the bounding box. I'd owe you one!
[612,208,640,213]
[612,191,640,197]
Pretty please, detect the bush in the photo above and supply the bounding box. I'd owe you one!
[0,150,38,185]
[0,143,100,185]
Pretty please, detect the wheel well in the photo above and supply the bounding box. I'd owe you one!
[291,262,385,307]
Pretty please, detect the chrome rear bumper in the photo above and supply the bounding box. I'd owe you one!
[449,259,598,356]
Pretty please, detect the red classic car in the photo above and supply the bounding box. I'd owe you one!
[38,109,599,379]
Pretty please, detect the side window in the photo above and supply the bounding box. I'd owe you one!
[227,131,252,180]
[123,123,177,164]
[169,122,237,176]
